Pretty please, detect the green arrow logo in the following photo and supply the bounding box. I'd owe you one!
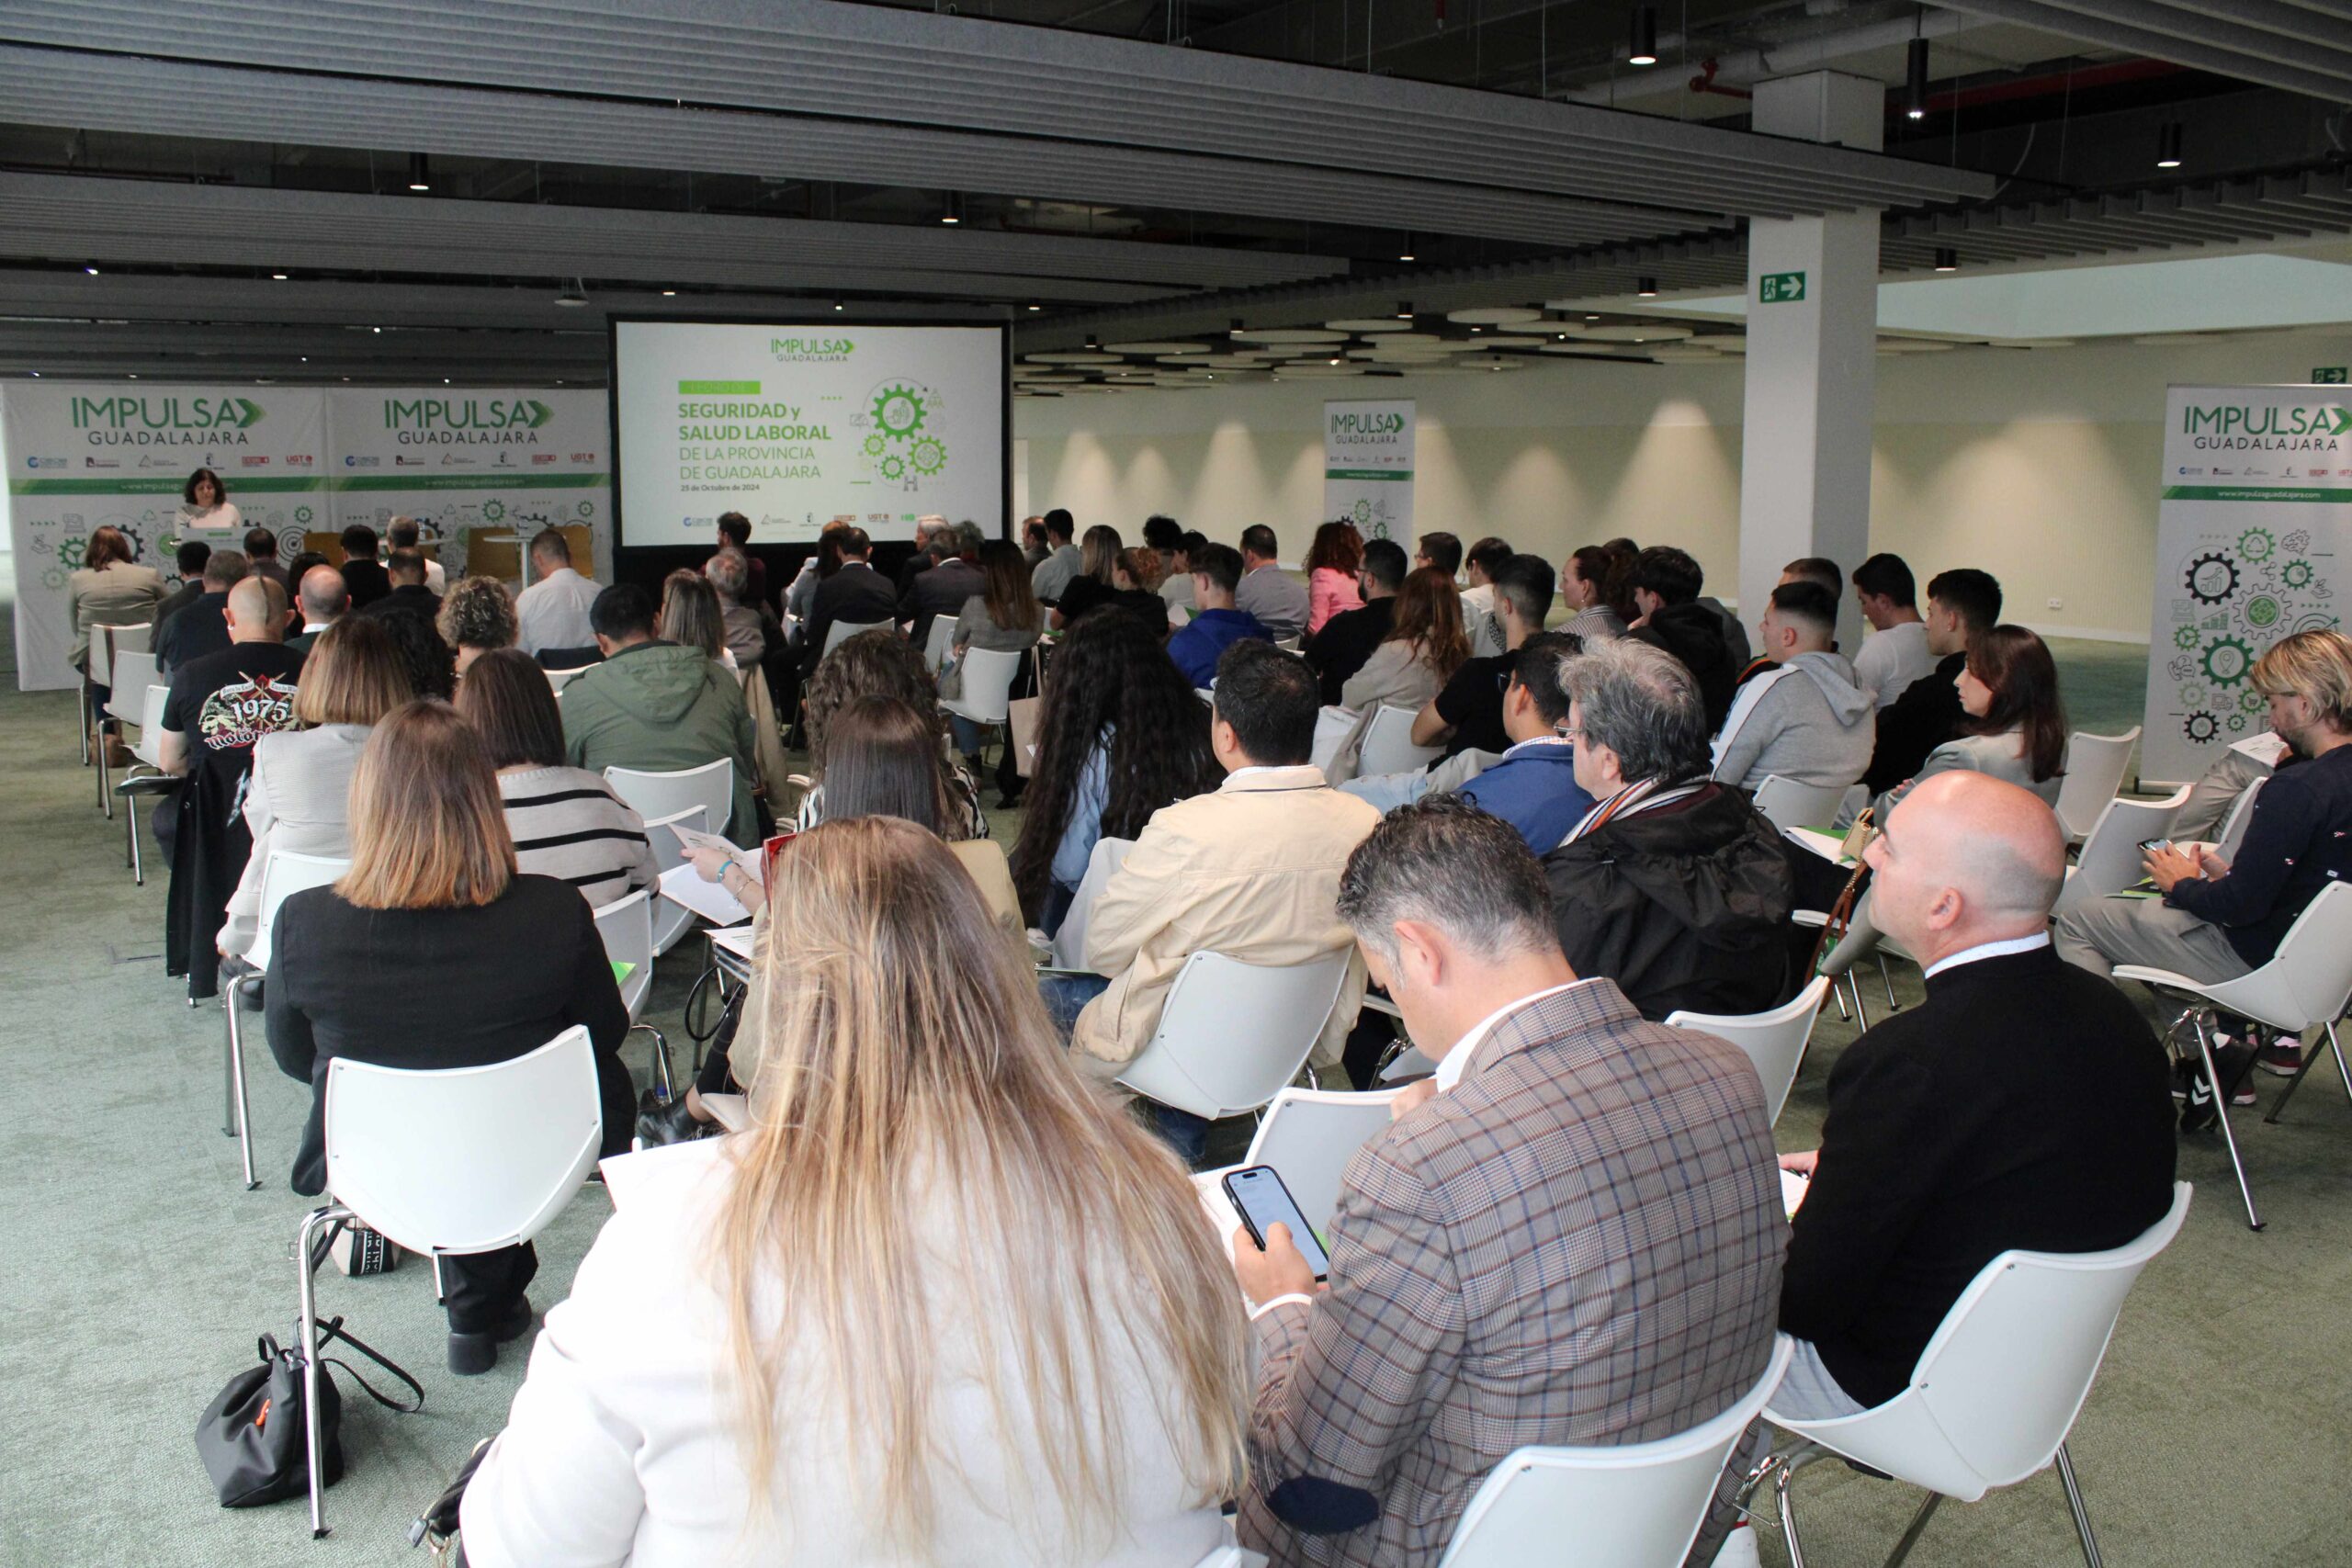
[234,398,265,428]
[526,400,553,429]
[2331,406,2351,435]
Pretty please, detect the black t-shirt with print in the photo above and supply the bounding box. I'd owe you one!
[163,642,305,769]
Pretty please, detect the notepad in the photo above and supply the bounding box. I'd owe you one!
[1781,1168,1812,1219]
[659,862,752,926]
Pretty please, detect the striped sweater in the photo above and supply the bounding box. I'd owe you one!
[496,766,660,910]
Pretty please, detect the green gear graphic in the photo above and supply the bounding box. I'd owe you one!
[2178,683,2207,708]
[483,500,505,523]
[2173,625,2201,649]
[2281,558,2315,590]
[870,385,927,440]
[2242,687,2267,713]
[1351,500,1373,525]
[2227,711,2249,733]
[2238,526,2277,563]
[879,452,908,480]
[57,535,86,571]
[910,436,946,476]
[577,502,595,518]
[295,504,314,525]
[2202,634,2255,687]
[41,567,65,592]
[2245,595,2282,629]
[863,433,887,457]
[2184,711,2221,744]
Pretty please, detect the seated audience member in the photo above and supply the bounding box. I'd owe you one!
[337,524,390,609]
[357,548,442,628]
[1167,543,1272,688]
[1020,513,1049,565]
[898,521,985,646]
[514,527,603,658]
[799,526,897,682]
[785,520,853,629]
[66,525,164,703]
[808,695,1020,925]
[436,575,519,679]
[1560,544,1628,643]
[1046,525,1125,629]
[466,818,1250,1565]
[801,628,987,840]
[1860,624,2065,823]
[1867,567,2003,795]
[381,606,458,701]
[1449,634,1599,851]
[1303,538,1405,705]
[285,565,348,655]
[1054,642,1380,1160]
[1010,609,1222,933]
[941,538,1046,763]
[153,548,249,674]
[1712,581,1873,793]
[1455,535,1513,656]
[458,648,658,909]
[1339,565,1469,714]
[1236,797,1783,1568]
[1060,542,1170,634]
[154,539,213,627]
[2174,728,2289,842]
[706,547,786,671]
[896,513,949,595]
[1145,513,1184,583]
[1625,545,1738,729]
[1776,773,2176,1418]
[1235,524,1310,642]
[1850,552,1935,708]
[561,583,759,840]
[1544,638,1793,1020]
[1412,531,1462,581]
[265,702,633,1375]
[659,567,734,668]
[242,527,288,592]
[220,617,411,957]
[1161,528,1205,615]
[1304,520,1365,635]
[2056,631,2352,1082]
[1412,552,1557,759]
[715,510,768,609]
[386,517,444,593]
[1029,508,1083,603]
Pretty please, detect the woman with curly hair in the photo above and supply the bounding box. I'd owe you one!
[1303,519,1365,636]
[800,628,987,839]
[1010,608,1221,931]
[436,575,519,679]
[1340,564,1471,712]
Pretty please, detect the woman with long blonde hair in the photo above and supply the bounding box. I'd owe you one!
[464,817,1251,1566]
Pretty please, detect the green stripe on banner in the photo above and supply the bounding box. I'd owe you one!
[2162,485,2352,502]
[1325,468,1412,481]
[329,472,607,492]
[9,475,325,496]
[678,379,761,394]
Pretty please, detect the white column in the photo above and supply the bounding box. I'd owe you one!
[1736,71,1883,650]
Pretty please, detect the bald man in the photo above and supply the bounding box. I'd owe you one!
[1772,773,2176,1417]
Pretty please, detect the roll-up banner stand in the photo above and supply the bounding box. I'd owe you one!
[1323,400,1416,543]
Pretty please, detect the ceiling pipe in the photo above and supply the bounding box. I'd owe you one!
[1689,58,1754,102]
[1556,7,1995,105]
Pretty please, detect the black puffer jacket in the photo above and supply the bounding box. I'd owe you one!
[1544,781,1795,1021]
[1630,602,1739,731]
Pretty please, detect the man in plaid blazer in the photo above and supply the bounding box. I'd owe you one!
[1233,796,1786,1567]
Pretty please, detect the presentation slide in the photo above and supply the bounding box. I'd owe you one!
[610,318,1008,548]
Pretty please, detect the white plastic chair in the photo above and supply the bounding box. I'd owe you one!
[1168,604,1191,629]
[822,617,890,658]
[1668,976,1831,1126]
[222,852,350,1190]
[592,887,673,1103]
[605,759,736,844]
[921,615,958,674]
[2211,776,2265,863]
[2050,786,2190,920]
[1309,705,1361,778]
[1199,1086,1405,1241]
[1752,774,1850,834]
[1792,891,1911,1031]
[88,625,154,816]
[1049,835,1136,972]
[2053,728,2141,842]
[105,664,165,880]
[1754,1183,2192,1568]
[2116,882,2352,1230]
[1274,636,1303,653]
[1358,705,1442,777]
[639,805,708,956]
[544,665,591,694]
[297,1027,605,1536]
[940,646,1025,728]
[1116,952,1351,1122]
[1445,1337,1795,1568]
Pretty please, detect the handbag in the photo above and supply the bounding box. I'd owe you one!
[1005,643,1050,779]
[196,1315,423,1507]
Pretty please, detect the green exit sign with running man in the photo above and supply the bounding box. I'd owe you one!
[1759,271,1808,303]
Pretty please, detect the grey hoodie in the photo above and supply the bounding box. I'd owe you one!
[1712,649,1875,791]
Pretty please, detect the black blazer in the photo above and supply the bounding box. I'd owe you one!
[264,874,633,1195]
[800,562,899,679]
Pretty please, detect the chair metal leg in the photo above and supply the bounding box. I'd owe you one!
[632,1022,675,1104]
[1880,1491,1944,1568]
[1877,955,1899,1011]
[226,987,257,1190]
[123,785,138,871]
[2327,1021,2352,1103]
[1849,974,1871,1032]
[2054,1442,2103,1568]
[2194,1011,2264,1230]
[1774,1447,1816,1568]
[222,993,241,1140]
[97,723,112,815]
[1830,979,1850,1022]
[2264,1026,2325,1124]
[295,1203,351,1540]
[79,683,93,766]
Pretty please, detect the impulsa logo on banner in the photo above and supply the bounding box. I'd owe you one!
[72,393,265,445]
[2180,399,2352,451]
[383,396,555,443]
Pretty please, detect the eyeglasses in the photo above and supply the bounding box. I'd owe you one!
[1555,725,1583,741]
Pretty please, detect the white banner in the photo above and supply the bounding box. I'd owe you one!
[323,388,611,581]
[2143,383,2350,783]
[5,383,328,691]
[1323,400,1415,543]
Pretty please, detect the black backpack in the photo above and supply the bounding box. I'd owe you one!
[195,1316,421,1507]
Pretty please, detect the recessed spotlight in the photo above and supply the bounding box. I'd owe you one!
[1586,313,1601,321]
[407,152,431,192]
[1933,247,1959,273]
[444,378,452,384]
[1636,276,1659,297]
[300,356,307,363]
[1027,303,1042,311]
[661,289,676,297]
[1396,300,1414,321]
[833,299,845,311]
[28,370,38,378]
[372,325,382,333]
[1628,4,1658,66]
[83,264,99,276]
[554,277,589,307]
[271,272,289,281]
[1229,318,1246,339]
[128,373,138,379]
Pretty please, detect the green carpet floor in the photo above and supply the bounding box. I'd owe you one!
[3,580,2345,1566]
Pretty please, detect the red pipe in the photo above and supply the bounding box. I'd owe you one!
[1690,58,1753,101]
[1915,56,2186,114]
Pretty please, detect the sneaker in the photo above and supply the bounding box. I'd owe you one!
[1710,1522,1762,1568]
[2258,1036,2306,1078]
[2178,1059,2218,1133]
[2211,1040,2258,1109]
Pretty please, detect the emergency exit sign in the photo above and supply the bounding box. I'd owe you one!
[1759,271,1808,304]
[2315,367,2349,384]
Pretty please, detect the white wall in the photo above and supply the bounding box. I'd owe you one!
[1017,327,2352,642]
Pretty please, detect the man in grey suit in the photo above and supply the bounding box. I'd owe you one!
[1235,523,1310,642]
[1232,795,1785,1568]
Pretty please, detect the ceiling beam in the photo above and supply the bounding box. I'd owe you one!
[1929,0,2352,101]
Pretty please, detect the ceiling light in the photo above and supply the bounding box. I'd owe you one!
[553,277,589,308]
[1398,232,1417,262]
[128,373,138,379]
[443,378,452,385]
[833,299,845,311]
[2157,122,2184,169]
[941,191,963,225]
[1396,300,1414,321]
[407,152,431,192]
[28,370,38,378]
[1636,276,1659,297]
[1586,313,1601,321]
[271,272,288,281]
[1933,247,1959,273]
[661,288,676,297]
[371,325,382,333]
[83,264,99,276]
[1027,303,1042,311]
[1628,5,1659,66]
[1905,38,1929,121]
[1329,356,1343,366]
[1229,318,1246,338]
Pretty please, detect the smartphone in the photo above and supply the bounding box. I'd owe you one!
[1223,1166,1331,1280]
[2139,838,2173,855]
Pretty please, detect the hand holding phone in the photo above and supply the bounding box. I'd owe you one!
[1223,1166,1331,1280]
[2139,838,2173,856]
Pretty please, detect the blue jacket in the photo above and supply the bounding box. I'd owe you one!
[1458,741,1598,852]
[1169,607,1272,688]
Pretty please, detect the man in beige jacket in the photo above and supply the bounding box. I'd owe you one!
[1065,639,1381,1160]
